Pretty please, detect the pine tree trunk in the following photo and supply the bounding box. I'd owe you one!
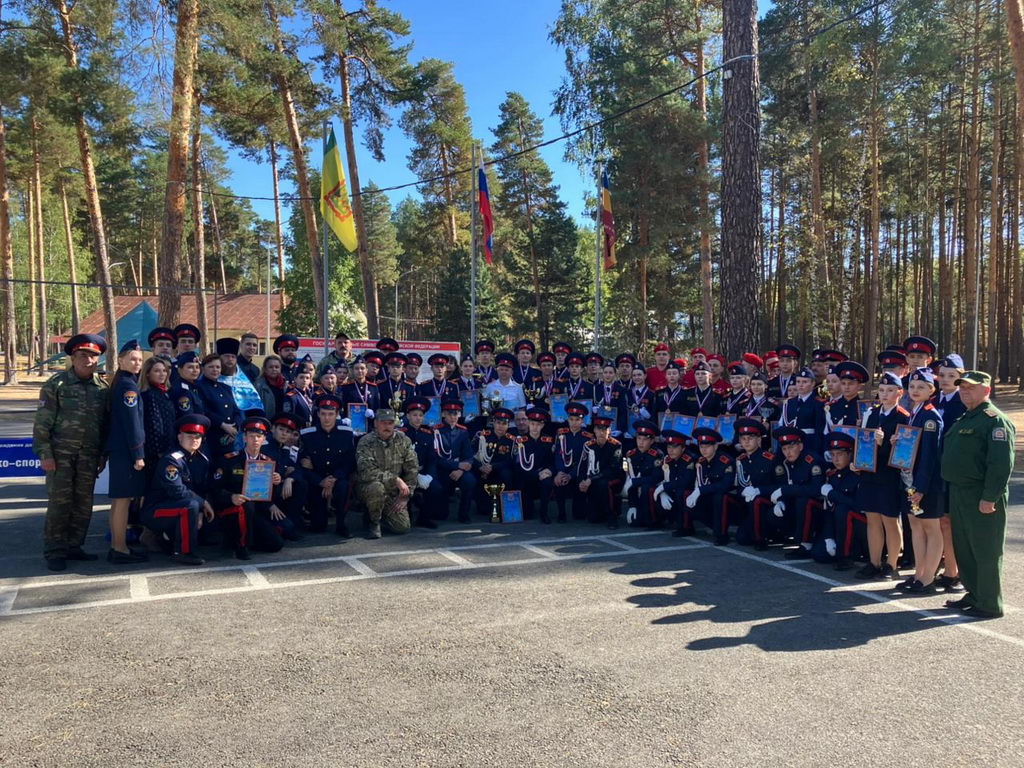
[963,0,982,367]
[1012,94,1024,386]
[26,189,37,370]
[695,9,715,350]
[58,178,80,334]
[863,9,881,369]
[158,0,199,327]
[987,62,1002,375]
[31,114,48,363]
[269,138,286,298]
[55,0,117,371]
[339,50,380,338]
[808,86,831,343]
[191,105,209,346]
[0,102,15,384]
[775,173,786,345]
[1005,0,1024,123]
[267,0,324,332]
[719,0,762,359]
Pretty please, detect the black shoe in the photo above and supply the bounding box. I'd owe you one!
[171,552,205,566]
[457,513,470,524]
[855,563,881,580]
[907,579,938,595]
[959,604,1003,619]
[335,526,353,539]
[898,554,915,569]
[945,595,974,609]
[785,547,813,560]
[235,547,251,560]
[415,517,439,529]
[833,557,853,571]
[937,574,964,593]
[878,563,897,580]
[606,518,619,529]
[672,527,694,538]
[895,576,916,591]
[282,530,303,541]
[66,548,99,561]
[714,534,729,546]
[46,557,67,572]
[540,512,551,524]
[755,540,769,551]
[557,512,567,523]
[107,548,148,564]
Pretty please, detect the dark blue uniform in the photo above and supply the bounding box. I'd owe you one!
[778,395,827,453]
[211,451,284,554]
[340,380,381,424]
[400,423,447,524]
[433,422,477,522]
[170,379,204,419]
[281,386,315,429]
[680,450,736,539]
[553,426,592,521]
[562,377,595,404]
[262,437,307,535]
[855,405,909,517]
[773,450,826,544]
[657,448,698,530]
[299,424,357,534]
[734,449,780,547]
[594,381,627,434]
[471,428,517,520]
[812,464,863,564]
[378,376,417,414]
[680,386,722,417]
[107,371,147,498]
[580,436,625,525]
[474,365,499,385]
[825,395,861,429]
[514,433,555,522]
[623,386,657,435]
[416,377,458,402]
[624,446,664,527]
[513,364,541,385]
[142,448,210,556]
[932,390,966,435]
[905,403,944,518]
[196,377,241,457]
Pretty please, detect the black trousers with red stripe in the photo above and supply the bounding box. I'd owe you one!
[142,499,202,555]
[628,479,663,527]
[514,470,554,519]
[306,475,351,533]
[217,501,284,552]
[834,503,866,558]
[554,477,588,519]
[682,492,743,537]
[736,496,780,545]
[585,477,622,524]
[782,497,823,545]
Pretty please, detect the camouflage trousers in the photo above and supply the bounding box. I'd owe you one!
[44,449,101,557]
[356,480,411,534]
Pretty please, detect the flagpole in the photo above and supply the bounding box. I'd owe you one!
[594,170,602,352]
[470,142,479,355]
[322,122,330,352]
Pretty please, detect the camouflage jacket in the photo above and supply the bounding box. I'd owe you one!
[355,430,420,491]
[32,369,110,459]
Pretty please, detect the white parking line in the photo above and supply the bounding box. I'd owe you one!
[0,588,17,616]
[128,575,149,600]
[519,543,558,559]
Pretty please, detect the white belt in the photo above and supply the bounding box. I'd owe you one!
[801,428,816,434]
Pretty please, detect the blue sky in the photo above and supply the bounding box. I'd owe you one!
[222,0,773,227]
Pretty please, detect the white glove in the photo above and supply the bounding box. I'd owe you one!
[417,473,432,490]
[622,476,633,496]
[365,408,375,419]
[820,483,833,499]
[626,506,637,524]
[653,482,665,499]
[771,487,783,503]
[773,501,785,518]
[686,488,701,508]
[341,417,352,426]
[825,538,837,557]
[660,493,673,511]
[639,407,650,419]
[741,486,758,502]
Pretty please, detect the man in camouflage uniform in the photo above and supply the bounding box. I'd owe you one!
[355,408,420,539]
[32,334,111,571]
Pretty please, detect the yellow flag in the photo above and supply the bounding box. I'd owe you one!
[321,129,358,252]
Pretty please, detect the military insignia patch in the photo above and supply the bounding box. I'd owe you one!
[924,420,938,431]
[38,399,46,408]
[775,465,785,476]
[178,396,191,411]
[992,428,1007,442]
[811,465,823,476]
[213,468,223,480]
[123,391,139,408]
[164,465,179,481]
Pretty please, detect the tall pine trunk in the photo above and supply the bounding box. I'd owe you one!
[191,104,209,346]
[963,0,982,367]
[58,178,80,334]
[863,10,881,369]
[0,102,15,384]
[719,0,762,359]
[987,60,1002,375]
[269,138,286,299]
[31,114,47,363]
[695,9,715,350]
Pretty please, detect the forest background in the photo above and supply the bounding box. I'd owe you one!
[1,0,1022,385]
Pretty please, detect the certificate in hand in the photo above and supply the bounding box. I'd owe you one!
[500,490,524,523]
[425,396,442,427]
[243,459,275,502]
[888,424,922,471]
[853,427,878,472]
[460,389,481,421]
[549,393,569,423]
[577,399,593,426]
[718,414,737,443]
[696,415,718,432]
[833,425,858,442]
[348,403,368,434]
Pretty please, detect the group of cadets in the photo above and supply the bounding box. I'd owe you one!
[36,327,982,601]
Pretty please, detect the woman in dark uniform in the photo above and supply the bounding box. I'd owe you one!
[141,356,177,486]
[106,340,148,564]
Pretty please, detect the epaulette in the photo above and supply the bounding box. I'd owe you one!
[540,435,555,444]
[366,381,379,388]
[922,403,936,411]
[225,451,239,459]
[608,437,621,446]
[718,454,731,464]
[419,426,434,434]
[762,451,775,460]
[984,408,998,418]
[517,436,528,444]
[626,448,637,456]
[896,406,910,416]
[647,448,660,457]
[804,454,815,464]
[300,427,317,435]
[585,439,596,448]
[582,430,594,438]
[454,423,467,430]
[170,451,184,460]
[481,429,492,436]
[557,427,570,435]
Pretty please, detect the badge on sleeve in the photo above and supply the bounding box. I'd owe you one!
[164,464,179,481]
[213,468,224,480]
[924,420,938,432]
[992,428,1007,442]
[811,465,822,476]
[178,396,191,411]
[123,391,139,408]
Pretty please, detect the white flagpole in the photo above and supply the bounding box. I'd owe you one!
[594,170,603,351]
[322,121,330,352]
[470,143,479,354]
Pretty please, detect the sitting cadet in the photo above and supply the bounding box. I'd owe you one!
[732,418,781,549]
[299,393,356,537]
[434,399,477,523]
[813,432,863,570]
[399,397,446,529]
[769,427,827,560]
[210,414,285,560]
[261,414,306,540]
[471,406,517,521]
[579,414,626,527]
[653,429,697,533]
[513,406,556,522]
[622,420,664,528]
[141,415,215,566]
[355,408,420,539]
[552,402,593,522]
[679,427,736,545]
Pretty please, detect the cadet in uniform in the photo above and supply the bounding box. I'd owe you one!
[473,340,499,384]
[513,406,556,522]
[33,334,110,571]
[585,352,605,384]
[174,323,202,357]
[355,408,420,538]
[594,363,625,434]
[106,339,148,564]
[513,339,541,384]
[622,420,664,528]
[579,414,626,527]
[531,352,565,410]
[281,365,316,429]
[378,352,416,413]
[148,326,177,361]
[170,351,205,418]
[211,414,285,559]
[471,406,517,520]
[813,432,863,568]
[769,427,826,559]
[777,366,826,454]
[829,361,868,429]
[653,361,686,424]
[552,402,592,521]
[262,414,306,539]
[654,429,697,534]
[141,414,215,565]
[623,366,656,439]
[417,353,459,401]
[562,353,595,404]
[400,397,446,528]
[680,362,722,417]
[341,359,381,431]
[767,344,801,398]
[940,371,1016,618]
[404,352,424,384]
[272,334,302,382]
[434,399,477,522]
[299,394,356,537]
[732,418,779,549]
[552,341,573,380]
[680,427,737,544]
[723,362,752,415]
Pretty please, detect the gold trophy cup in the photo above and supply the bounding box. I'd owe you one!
[485,483,506,524]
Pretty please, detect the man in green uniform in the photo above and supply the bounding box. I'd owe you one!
[355,408,420,539]
[32,334,111,571]
[939,371,1016,618]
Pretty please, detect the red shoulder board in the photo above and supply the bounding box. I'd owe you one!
[481,429,492,436]
[896,406,910,416]
[585,439,596,447]
[719,454,731,464]
[647,448,660,457]
[608,437,621,445]
[540,435,555,444]
[367,381,379,389]
[557,427,569,435]
[517,436,528,444]
[225,451,239,459]
[804,454,815,464]
[419,426,433,434]
[923,403,936,411]
[626,448,637,456]
[762,451,775,460]
[582,430,594,438]
[455,423,467,430]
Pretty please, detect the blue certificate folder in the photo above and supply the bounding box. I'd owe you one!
[460,390,481,421]
[718,414,737,443]
[695,415,718,433]
[854,427,878,472]
[348,403,368,434]
[888,425,921,470]
[659,413,695,437]
[242,459,275,502]
[577,399,593,426]
[425,396,442,426]
[500,490,524,523]
[549,393,569,422]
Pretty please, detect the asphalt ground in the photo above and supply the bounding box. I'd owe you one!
[1,471,1022,768]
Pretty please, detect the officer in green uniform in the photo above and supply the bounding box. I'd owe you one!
[355,408,421,539]
[32,333,111,571]
[939,371,1016,618]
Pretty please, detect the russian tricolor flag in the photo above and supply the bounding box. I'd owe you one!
[478,168,494,265]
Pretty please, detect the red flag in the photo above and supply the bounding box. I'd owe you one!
[478,168,494,265]
[601,170,616,270]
